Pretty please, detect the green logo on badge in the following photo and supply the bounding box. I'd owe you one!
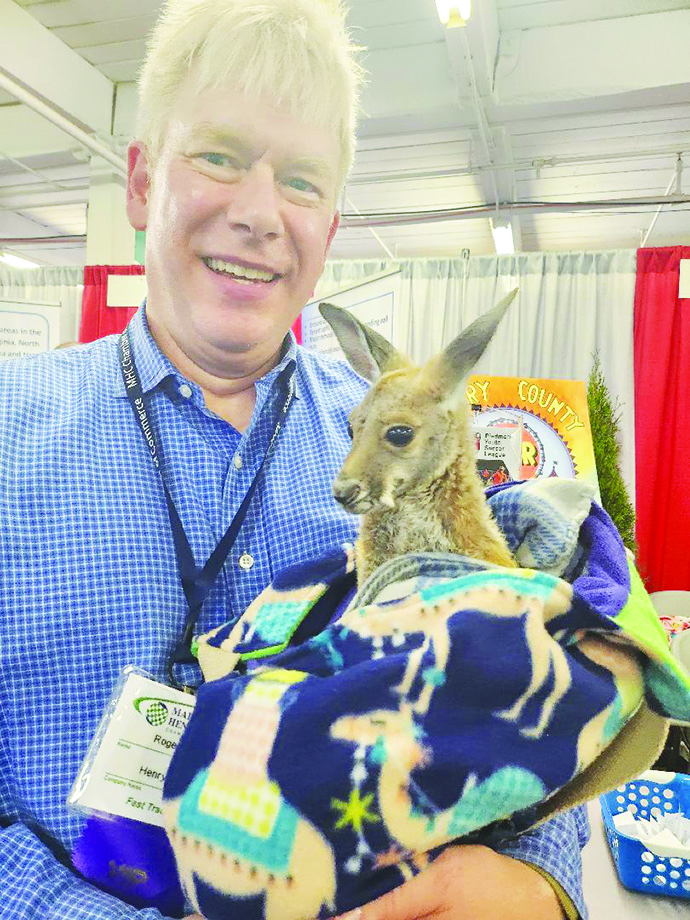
[133,694,194,729]
[134,696,170,727]
[144,700,169,726]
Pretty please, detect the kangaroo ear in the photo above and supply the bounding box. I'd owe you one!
[427,288,517,397]
[318,302,406,382]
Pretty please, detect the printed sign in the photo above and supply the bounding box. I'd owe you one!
[474,425,522,486]
[0,299,61,359]
[467,375,599,496]
[302,270,400,359]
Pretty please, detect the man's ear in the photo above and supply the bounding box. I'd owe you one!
[126,140,151,231]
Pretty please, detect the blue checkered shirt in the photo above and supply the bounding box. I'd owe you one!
[0,306,589,918]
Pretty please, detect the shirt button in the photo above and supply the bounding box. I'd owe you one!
[233,453,243,470]
[179,384,193,399]
[238,552,254,571]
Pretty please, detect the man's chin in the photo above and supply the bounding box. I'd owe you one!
[197,333,287,380]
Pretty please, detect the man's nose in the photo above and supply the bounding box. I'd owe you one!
[225,165,283,241]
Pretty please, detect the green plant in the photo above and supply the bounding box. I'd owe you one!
[587,352,636,552]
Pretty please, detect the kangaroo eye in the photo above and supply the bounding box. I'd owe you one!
[346,421,354,439]
[385,425,414,446]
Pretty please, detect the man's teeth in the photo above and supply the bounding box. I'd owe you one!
[205,258,277,282]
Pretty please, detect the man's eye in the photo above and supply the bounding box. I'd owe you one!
[385,426,414,447]
[200,152,237,168]
[285,176,318,194]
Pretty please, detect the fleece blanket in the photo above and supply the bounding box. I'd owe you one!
[162,479,690,920]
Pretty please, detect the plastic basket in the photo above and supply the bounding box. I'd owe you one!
[600,770,690,899]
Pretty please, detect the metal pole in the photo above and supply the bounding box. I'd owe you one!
[0,70,127,177]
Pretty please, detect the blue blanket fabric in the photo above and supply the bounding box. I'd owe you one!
[162,480,690,920]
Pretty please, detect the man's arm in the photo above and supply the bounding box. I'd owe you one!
[494,806,590,919]
[0,823,172,919]
[330,809,589,920]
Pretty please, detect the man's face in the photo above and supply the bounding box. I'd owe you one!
[127,83,340,377]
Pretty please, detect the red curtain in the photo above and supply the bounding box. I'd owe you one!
[292,312,302,345]
[79,263,303,344]
[79,265,144,342]
[634,247,690,591]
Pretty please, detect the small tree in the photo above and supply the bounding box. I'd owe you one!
[587,352,636,552]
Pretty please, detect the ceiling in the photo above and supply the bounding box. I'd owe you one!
[1,0,690,266]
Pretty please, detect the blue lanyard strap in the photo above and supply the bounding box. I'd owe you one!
[118,327,296,688]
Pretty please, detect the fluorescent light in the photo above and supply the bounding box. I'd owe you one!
[490,219,515,255]
[0,251,41,269]
[435,1,472,27]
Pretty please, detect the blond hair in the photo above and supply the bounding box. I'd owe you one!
[137,0,364,190]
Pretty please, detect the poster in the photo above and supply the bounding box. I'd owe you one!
[466,375,599,496]
[301,269,400,359]
[474,425,523,486]
[0,298,62,360]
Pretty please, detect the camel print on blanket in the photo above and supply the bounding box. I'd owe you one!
[162,670,337,920]
[338,570,574,732]
[162,481,690,920]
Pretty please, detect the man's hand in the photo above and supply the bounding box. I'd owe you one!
[333,846,564,920]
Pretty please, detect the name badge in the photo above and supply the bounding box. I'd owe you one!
[68,666,196,828]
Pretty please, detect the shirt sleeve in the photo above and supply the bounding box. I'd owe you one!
[0,822,174,920]
[493,806,590,920]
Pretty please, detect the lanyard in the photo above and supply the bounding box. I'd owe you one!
[119,327,295,689]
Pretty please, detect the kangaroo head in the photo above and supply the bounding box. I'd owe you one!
[319,290,517,515]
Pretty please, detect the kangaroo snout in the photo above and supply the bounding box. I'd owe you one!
[333,478,368,512]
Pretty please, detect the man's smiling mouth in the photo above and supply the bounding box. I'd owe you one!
[202,257,280,284]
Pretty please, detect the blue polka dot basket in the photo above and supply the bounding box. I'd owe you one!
[601,770,690,899]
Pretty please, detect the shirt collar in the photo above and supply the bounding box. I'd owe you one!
[254,331,301,407]
[111,305,179,398]
[112,304,302,403]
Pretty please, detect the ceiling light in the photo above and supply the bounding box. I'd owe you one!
[0,252,41,269]
[490,219,515,255]
[435,1,472,27]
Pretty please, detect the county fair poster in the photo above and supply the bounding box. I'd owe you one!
[465,375,599,496]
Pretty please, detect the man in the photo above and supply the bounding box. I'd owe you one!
[0,1,588,918]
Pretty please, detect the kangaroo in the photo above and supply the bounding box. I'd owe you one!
[319,290,518,586]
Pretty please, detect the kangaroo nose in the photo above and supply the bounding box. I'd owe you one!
[333,479,362,508]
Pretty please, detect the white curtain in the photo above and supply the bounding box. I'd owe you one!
[316,250,637,497]
[0,266,83,344]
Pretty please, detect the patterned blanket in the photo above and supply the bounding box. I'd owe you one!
[162,479,690,920]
